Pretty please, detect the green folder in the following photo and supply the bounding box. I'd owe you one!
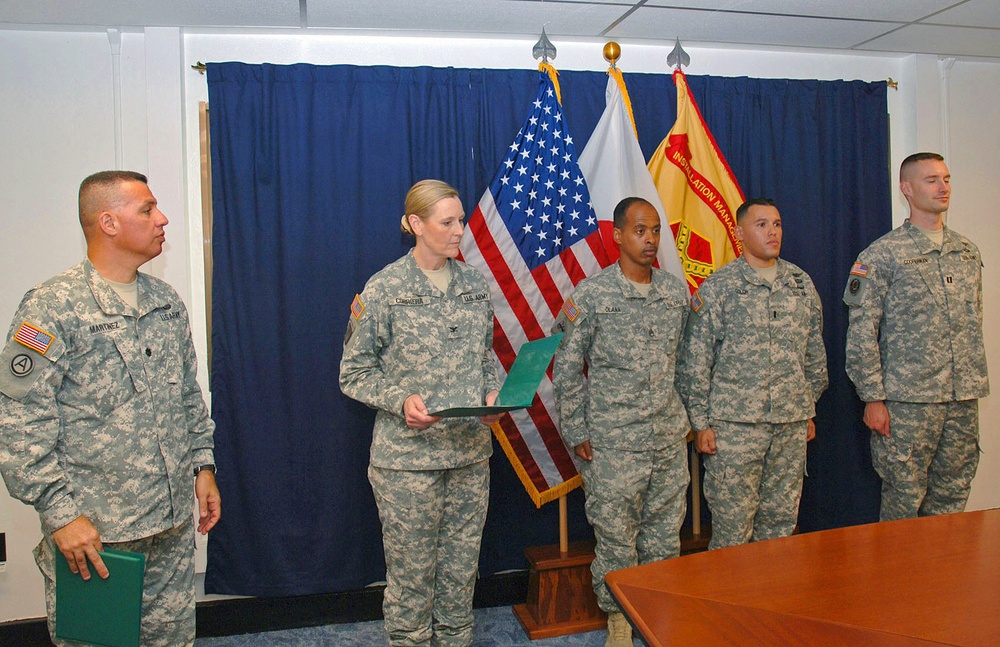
[55,547,145,647]
[430,333,563,417]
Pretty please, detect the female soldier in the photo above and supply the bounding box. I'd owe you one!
[339,180,501,646]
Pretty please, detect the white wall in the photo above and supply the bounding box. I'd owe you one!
[946,59,1000,512]
[0,29,119,624]
[0,25,996,623]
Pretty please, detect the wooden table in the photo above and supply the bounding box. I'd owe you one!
[605,509,1000,646]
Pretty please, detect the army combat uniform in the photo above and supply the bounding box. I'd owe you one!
[339,251,499,647]
[844,221,989,520]
[0,259,215,647]
[678,256,827,549]
[552,263,691,614]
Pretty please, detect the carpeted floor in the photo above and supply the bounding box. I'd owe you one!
[195,605,631,646]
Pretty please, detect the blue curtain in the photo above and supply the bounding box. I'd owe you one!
[206,63,889,596]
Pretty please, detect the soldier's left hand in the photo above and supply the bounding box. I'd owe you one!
[479,391,502,425]
[694,428,717,454]
[196,470,222,534]
[806,419,816,442]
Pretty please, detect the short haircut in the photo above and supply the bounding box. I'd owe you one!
[900,152,945,181]
[613,197,652,229]
[736,197,776,222]
[78,170,148,230]
[400,179,460,236]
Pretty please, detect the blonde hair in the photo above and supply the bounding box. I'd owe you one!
[400,179,459,236]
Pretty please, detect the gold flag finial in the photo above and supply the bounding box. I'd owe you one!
[603,42,621,69]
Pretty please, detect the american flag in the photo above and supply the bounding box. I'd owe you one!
[460,66,610,506]
[14,321,54,355]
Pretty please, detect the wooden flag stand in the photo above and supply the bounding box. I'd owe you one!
[512,497,607,639]
[513,435,707,639]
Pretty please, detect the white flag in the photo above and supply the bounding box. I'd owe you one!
[579,69,685,279]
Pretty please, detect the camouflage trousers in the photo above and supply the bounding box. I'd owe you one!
[872,400,980,521]
[36,518,195,647]
[581,441,689,613]
[703,420,808,550]
[368,460,489,647]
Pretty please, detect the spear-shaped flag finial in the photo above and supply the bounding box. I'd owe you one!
[533,27,557,63]
[667,37,690,70]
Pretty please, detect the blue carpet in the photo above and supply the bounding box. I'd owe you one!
[195,605,628,645]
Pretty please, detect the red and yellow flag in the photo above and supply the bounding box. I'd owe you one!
[649,70,745,292]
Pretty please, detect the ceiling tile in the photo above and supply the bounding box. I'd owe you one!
[924,0,1000,28]
[306,0,630,35]
[0,0,301,28]
[0,0,997,60]
[642,0,956,23]
[610,6,899,49]
[860,23,1000,58]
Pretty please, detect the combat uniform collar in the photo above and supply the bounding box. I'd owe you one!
[83,259,170,317]
[612,262,665,302]
[732,255,797,290]
[402,250,475,298]
[902,219,963,255]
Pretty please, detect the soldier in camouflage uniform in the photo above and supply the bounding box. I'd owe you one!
[552,198,690,647]
[339,180,501,647]
[844,153,989,521]
[0,171,220,647]
[678,198,827,550]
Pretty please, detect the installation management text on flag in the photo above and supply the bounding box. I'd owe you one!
[648,69,745,292]
[579,66,685,281]
[460,64,609,507]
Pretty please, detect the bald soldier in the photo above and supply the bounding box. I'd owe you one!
[845,153,989,520]
[0,171,220,646]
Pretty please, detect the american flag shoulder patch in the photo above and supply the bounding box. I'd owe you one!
[14,322,55,355]
[562,297,580,323]
[690,290,704,312]
[850,262,869,277]
[351,294,365,320]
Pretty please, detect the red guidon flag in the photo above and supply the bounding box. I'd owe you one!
[648,69,745,292]
[459,63,610,506]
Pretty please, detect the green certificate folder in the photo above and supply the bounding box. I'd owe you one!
[430,333,563,417]
[56,547,145,647]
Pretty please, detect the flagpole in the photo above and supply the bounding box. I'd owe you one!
[509,36,607,636]
[559,495,568,553]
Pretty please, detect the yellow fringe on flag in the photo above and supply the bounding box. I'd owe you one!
[538,62,562,105]
[609,67,638,139]
[491,422,582,508]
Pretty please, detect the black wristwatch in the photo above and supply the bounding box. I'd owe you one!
[194,464,217,477]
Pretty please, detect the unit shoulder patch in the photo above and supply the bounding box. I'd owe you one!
[0,330,58,401]
[843,273,870,306]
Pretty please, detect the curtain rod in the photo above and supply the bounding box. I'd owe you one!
[190,60,900,89]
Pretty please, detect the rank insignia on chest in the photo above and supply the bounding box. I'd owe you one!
[690,290,704,313]
[14,322,54,355]
[351,294,365,320]
[562,297,580,323]
[850,262,869,277]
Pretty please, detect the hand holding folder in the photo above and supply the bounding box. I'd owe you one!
[56,547,145,647]
[430,333,563,417]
